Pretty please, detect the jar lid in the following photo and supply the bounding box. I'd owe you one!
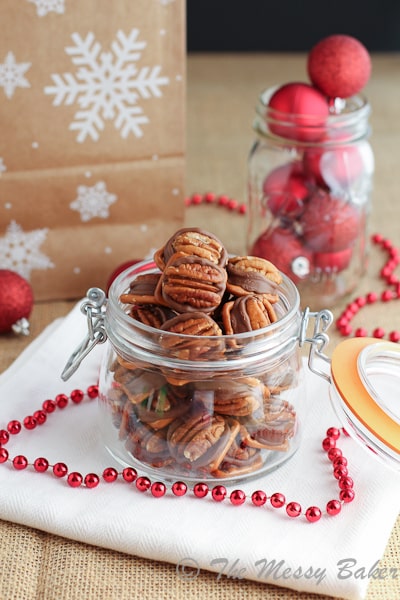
[331,337,400,462]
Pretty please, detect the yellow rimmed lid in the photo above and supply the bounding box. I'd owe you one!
[331,337,400,456]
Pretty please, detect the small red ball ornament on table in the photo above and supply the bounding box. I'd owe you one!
[0,270,34,335]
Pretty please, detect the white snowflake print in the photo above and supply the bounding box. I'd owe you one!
[70,181,117,222]
[159,0,176,4]
[0,221,54,280]
[0,158,6,173]
[0,52,31,99]
[27,0,65,17]
[44,29,170,143]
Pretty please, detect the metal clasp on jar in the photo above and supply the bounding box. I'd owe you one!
[299,307,334,383]
[61,288,108,381]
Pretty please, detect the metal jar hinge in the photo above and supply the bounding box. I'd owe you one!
[61,288,108,381]
[299,307,334,383]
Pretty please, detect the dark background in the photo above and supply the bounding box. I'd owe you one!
[187,1,400,52]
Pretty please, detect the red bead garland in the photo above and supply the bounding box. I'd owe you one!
[0,385,356,523]
[336,234,400,341]
[185,192,247,216]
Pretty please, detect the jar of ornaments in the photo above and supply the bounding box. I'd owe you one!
[247,35,374,309]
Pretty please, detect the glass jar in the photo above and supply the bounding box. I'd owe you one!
[247,86,374,309]
[62,265,400,480]
[68,260,317,485]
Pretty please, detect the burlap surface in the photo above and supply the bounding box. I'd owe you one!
[0,53,399,599]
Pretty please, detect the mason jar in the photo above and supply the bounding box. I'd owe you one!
[247,86,374,309]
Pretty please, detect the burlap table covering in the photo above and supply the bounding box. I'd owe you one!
[0,54,399,599]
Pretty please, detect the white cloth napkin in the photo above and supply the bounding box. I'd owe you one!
[0,302,399,600]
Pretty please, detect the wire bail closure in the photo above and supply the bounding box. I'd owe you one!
[299,307,334,383]
[61,288,108,381]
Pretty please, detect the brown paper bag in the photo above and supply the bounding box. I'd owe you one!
[0,0,185,300]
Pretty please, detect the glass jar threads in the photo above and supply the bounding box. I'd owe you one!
[247,85,374,309]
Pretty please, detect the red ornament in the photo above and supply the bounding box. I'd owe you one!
[0,270,34,335]
[250,226,312,283]
[267,82,330,142]
[300,191,360,252]
[312,247,353,275]
[303,144,365,190]
[307,34,371,99]
[106,260,141,293]
[262,161,309,218]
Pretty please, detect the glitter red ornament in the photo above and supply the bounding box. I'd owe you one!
[0,270,34,335]
[300,191,360,252]
[307,34,372,99]
[262,161,309,218]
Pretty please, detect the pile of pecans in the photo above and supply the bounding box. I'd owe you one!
[105,228,298,480]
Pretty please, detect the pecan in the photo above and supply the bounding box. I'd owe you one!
[154,227,228,270]
[239,396,296,451]
[226,255,282,297]
[135,385,191,430]
[221,294,278,334]
[212,436,263,478]
[130,304,177,329]
[213,385,264,417]
[156,254,227,314]
[167,411,240,471]
[160,312,224,360]
[120,273,163,305]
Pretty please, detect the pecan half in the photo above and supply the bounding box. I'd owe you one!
[120,273,164,305]
[221,294,278,334]
[239,396,296,451]
[154,227,228,270]
[160,312,224,360]
[156,254,227,314]
[130,304,177,329]
[226,255,282,297]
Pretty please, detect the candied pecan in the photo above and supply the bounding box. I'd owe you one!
[212,437,263,478]
[239,396,296,451]
[226,255,282,297]
[130,304,177,329]
[160,312,224,360]
[135,384,191,430]
[221,294,278,334]
[167,411,240,471]
[125,420,172,468]
[120,273,164,306]
[154,227,228,270]
[213,383,265,417]
[156,254,227,314]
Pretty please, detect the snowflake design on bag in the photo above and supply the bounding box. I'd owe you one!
[0,52,31,99]
[44,30,169,143]
[0,158,6,173]
[0,221,54,279]
[70,181,117,222]
[27,0,65,17]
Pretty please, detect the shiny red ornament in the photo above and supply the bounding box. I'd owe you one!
[262,161,309,218]
[0,270,34,335]
[307,34,371,99]
[267,82,330,142]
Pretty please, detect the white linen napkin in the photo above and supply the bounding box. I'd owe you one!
[0,302,399,600]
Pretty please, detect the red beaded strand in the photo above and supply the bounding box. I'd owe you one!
[336,234,400,341]
[185,192,247,216]
[0,385,355,523]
